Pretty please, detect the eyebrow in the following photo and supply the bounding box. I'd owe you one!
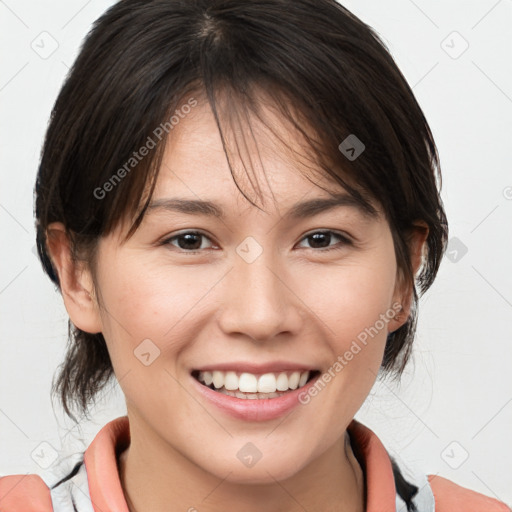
[146,192,377,220]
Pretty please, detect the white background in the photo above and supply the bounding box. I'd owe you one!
[1,0,511,505]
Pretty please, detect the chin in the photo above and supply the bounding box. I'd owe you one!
[197,450,308,485]
[224,466,301,485]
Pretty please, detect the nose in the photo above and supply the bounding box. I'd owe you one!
[217,248,304,342]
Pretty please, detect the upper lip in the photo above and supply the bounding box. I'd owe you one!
[192,361,319,374]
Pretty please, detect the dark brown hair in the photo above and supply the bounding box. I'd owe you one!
[35,0,448,427]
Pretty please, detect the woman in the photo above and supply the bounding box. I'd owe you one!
[0,0,509,510]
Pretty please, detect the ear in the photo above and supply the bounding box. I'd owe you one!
[46,222,103,334]
[389,221,429,332]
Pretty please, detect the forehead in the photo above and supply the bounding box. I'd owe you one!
[155,95,348,212]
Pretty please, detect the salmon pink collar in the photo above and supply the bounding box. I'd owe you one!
[83,415,396,512]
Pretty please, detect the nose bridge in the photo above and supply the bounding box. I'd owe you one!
[218,239,301,341]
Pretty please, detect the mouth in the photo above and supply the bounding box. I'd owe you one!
[191,369,322,400]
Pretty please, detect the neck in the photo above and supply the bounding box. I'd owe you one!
[118,415,365,512]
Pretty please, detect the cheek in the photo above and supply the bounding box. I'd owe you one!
[94,257,202,407]
[95,254,224,362]
[303,248,397,346]
[295,238,398,407]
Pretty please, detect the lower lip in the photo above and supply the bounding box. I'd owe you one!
[190,373,321,422]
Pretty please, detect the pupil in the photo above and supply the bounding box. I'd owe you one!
[179,233,201,250]
[309,232,330,248]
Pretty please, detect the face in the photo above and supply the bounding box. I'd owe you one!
[67,96,408,483]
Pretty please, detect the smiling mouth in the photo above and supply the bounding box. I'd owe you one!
[191,369,321,399]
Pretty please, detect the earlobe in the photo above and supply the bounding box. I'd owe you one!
[390,222,429,332]
[46,222,103,334]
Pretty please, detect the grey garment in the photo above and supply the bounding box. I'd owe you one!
[393,456,436,512]
[42,454,436,511]
[40,460,95,512]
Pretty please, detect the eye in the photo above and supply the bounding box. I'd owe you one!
[162,231,215,252]
[161,229,352,254]
[296,230,352,252]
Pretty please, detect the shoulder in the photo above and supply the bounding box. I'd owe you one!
[347,419,511,512]
[428,474,511,512]
[0,473,53,511]
[0,417,128,512]
[0,459,95,512]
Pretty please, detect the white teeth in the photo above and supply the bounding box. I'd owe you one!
[220,388,287,399]
[257,373,276,393]
[289,371,300,389]
[298,371,309,387]
[224,371,238,391]
[276,372,289,391]
[196,369,312,393]
[212,370,224,389]
[202,371,213,386]
[239,373,258,393]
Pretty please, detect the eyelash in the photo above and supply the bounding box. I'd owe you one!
[160,230,353,254]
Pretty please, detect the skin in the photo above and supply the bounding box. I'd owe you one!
[47,95,427,512]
